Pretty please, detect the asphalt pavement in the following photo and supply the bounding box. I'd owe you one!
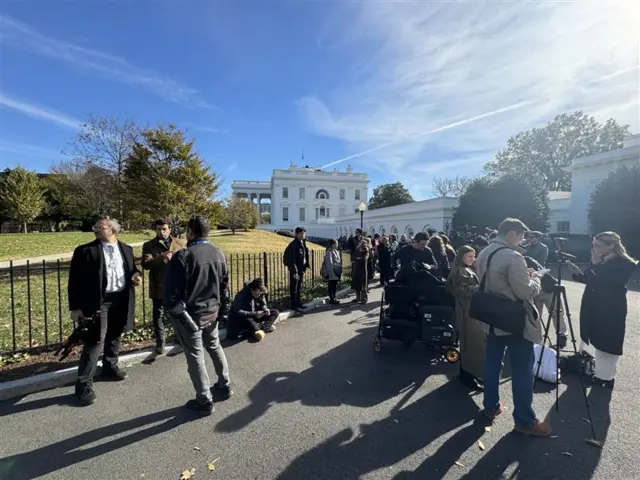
[0,281,639,480]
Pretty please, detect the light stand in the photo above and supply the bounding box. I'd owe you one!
[533,240,597,441]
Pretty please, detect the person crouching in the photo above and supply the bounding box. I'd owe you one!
[227,278,280,341]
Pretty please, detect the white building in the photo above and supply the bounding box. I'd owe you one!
[232,162,369,231]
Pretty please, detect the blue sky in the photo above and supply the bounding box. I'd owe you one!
[1,1,638,200]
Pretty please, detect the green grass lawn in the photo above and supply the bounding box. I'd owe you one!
[0,230,348,353]
[0,231,155,262]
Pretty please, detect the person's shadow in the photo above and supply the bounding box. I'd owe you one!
[216,325,456,433]
[276,381,484,480]
[459,376,612,480]
[0,404,198,479]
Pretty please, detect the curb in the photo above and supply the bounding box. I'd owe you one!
[0,286,355,402]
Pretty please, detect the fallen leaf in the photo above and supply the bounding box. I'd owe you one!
[455,461,465,467]
[580,418,591,424]
[179,468,196,479]
[484,426,492,432]
[585,439,603,448]
[478,440,485,451]
[561,452,573,457]
[193,447,201,451]
[393,419,399,424]
[346,380,352,385]
[208,463,215,472]
[550,435,559,439]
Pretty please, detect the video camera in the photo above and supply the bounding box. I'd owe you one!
[552,237,576,263]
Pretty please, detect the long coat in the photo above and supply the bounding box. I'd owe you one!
[448,266,485,379]
[351,249,369,291]
[323,248,342,281]
[141,236,186,300]
[573,256,637,355]
[68,239,140,331]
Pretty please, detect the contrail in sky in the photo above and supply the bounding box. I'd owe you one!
[320,101,532,169]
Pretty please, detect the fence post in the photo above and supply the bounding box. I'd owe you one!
[141,270,146,327]
[42,260,48,346]
[263,252,268,302]
[57,259,62,344]
[26,260,32,348]
[311,250,315,287]
[9,260,17,352]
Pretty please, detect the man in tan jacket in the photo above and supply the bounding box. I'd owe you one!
[142,219,186,353]
[475,218,551,437]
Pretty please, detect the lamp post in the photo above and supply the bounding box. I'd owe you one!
[358,201,366,230]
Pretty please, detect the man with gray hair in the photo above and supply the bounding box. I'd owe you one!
[68,216,142,405]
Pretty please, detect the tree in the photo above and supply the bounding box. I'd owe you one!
[431,175,473,197]
[225,196,259,233]
[368,182,414,210]
[589,164,640,258]
[124,124,221,232]
[0,167,46,232]
[66,114,139,221]
[452,176,549,233]
[484,112,630,191]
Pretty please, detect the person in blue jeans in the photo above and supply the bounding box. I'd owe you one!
[475,218,551,436]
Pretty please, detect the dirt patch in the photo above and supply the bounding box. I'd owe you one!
[0,340,155,383]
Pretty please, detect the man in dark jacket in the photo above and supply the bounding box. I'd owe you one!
[392,232,437,270]
[141,218,186,353]
[164,216,232,415]
[227,278,280,341]
[348,229,363,256]
[284,226,310,313]
[68,216,142,406]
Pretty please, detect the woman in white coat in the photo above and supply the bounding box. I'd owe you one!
[323,239,342,304]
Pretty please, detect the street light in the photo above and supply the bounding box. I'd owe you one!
[358,201,366,230]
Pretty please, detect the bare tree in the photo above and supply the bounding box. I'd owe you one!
[65,114,139,220]
[431,175,474,197]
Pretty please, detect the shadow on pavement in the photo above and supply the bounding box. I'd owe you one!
[460,377,612,480]
[0,405,198,479]
[0,392,79,417]
[276,381,482,480]
[216,325,457,434]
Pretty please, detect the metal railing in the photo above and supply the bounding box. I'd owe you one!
[0,250,351,355]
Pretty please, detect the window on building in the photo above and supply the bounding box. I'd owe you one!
[354,208,359,214]
[282,187,288,199]
[355,189,361,200]
[339,189,345,200]
[299,207,305,222]
[339,207,345,217]
[320,206,326,217]
[557,221,570,233]
[299,187,305,199]
[282,207,289,222]
[316,189,329,199]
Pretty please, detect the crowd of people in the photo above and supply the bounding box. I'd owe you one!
[66,214,637,436]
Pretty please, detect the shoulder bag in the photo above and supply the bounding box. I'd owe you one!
[469,247,526,335]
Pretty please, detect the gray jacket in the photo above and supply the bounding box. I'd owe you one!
[475,238,542,344]
[323,248,342,281]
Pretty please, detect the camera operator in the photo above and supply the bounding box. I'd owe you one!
[567,232,638,388]
[164,216,232,415]
[522,232,549,267]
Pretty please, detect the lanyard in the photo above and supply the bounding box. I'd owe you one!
[188,239,210,247]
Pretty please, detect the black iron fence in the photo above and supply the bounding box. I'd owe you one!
[0,249,352,355]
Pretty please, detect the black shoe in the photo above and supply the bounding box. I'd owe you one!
[329,299,340,305]
[262,323,276,333]
[459,370,484,392]
[75,386,97,406]
[100,366,128,381]
[557,334,567,349]
[211,383,234,401]
[155,345,166,355]
[590,376,615,389]
[185,399,214,415]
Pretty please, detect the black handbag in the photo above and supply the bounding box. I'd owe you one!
[470,247,527,335]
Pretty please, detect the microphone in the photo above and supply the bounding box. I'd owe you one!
[556,251,577,261]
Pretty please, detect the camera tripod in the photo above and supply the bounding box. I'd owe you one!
[533,249,598,442]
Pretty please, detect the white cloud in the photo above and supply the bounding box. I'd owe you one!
[0,93,81,129]
[0,14,211,108]
[299,0,640,198]
[0,141,64,158]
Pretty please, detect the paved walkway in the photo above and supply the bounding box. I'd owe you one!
[0,283,638,479]
[0,242,146,269]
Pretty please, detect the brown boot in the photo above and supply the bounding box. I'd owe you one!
[514,420,552,436]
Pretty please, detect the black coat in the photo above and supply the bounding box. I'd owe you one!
[573,256,637,355]
[284,239,310,275]
[68,239,140,331]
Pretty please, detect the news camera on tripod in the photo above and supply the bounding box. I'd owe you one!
[566,231,638,388]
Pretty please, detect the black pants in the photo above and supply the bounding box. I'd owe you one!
[328,280,339,300]
[227,309,280,339]
[289,272,304,309]
[77,291,127,389]
[152,298,166,348]
[380,267,392,286]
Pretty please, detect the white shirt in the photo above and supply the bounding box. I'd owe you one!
[101,241,126,293]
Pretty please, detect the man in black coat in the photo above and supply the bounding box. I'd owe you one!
[284,226,310,313]
[68,216,142,406]
[227,278,280,341]
[164,216,232,415]
[392,232,437,270]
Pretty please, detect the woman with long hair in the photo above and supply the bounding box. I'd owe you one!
[447,245,485,391]
[440,234,457,265]
[351,239,370,304]
[323,239,342,305]
[568,232,638,388]
[428,235,451,278]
